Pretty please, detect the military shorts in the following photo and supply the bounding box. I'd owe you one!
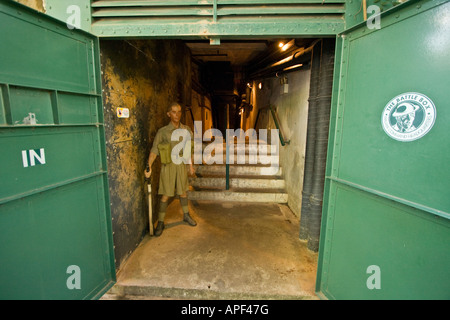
[158,162,189,196]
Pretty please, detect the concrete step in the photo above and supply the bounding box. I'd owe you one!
[201,142,278,154]
[193,140,286,203]
[190,176,286,189]
[187,189,288,203]
[203,153,279,165]
[195,164,282,177]
[220,143,278,155]
[103,284,317,300]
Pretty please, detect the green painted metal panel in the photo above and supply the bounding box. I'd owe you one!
[0,127,102,203]
[92,0,346,5]
[58,93,99,124]
[45,0,92,33]
[91,0,215,6]
[91,5,345,17]
[9,87,54,125]
[0,10,95,93]
[217,5,346,15]
[90,0,346,37]
[92,17,344,39]
[321,184,450,299]
[92,7,214,17]
[0,87,5,124]
[0,176,111,299]
[0,1,115,299]
[317,0,450,300]
[345,0,407,29]
[38,0,411,38]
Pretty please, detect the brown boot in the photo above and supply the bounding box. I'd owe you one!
[183,212,197,226]
[154,221,165,236]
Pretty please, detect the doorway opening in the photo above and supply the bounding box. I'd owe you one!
[100,37,335,299]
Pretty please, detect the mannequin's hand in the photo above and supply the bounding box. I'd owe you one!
[189,165,196,177]
[144,167,151,179]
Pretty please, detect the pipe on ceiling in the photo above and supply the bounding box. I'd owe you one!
[249,39,322,79]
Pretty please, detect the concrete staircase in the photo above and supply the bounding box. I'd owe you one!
[188,141,288,203]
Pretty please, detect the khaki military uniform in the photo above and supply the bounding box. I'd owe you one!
[151,122,193,197]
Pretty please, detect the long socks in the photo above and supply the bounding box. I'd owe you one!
[158,200,168,222]
[180,197,189,214]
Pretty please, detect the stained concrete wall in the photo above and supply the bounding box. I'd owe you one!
[187,90,212,132]
[100,40,192,270]
[249,70,311,217]
[186,61,212,131]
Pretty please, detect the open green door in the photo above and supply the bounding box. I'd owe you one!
[316,0,450,299]
[0,1,115,299]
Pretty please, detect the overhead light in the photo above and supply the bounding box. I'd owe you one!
[278,42,284,48]
[281,40,294,52]
[258,82,263,90]
[247,82,252,89]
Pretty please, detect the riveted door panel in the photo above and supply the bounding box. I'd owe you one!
[0,1,115,299]
[317,0,450,300]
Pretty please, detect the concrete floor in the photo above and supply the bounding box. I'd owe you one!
[103,199,319,300]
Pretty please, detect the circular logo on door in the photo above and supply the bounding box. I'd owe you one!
[381,92,436,142]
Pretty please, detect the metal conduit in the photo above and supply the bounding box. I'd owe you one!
[249,39,321,80]
[300,39,335,252]
[299,40,321,241]
[308,39,335,252]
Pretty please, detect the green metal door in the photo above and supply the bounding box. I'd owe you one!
[0,1,115,299]
[316,0,450,299]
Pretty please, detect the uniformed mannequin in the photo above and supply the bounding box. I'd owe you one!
[144,102,197,237]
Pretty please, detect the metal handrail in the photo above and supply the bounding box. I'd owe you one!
[224,103,289,190]
[254,104,290,146]
[186,106,195,124]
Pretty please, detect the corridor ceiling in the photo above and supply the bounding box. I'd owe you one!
[185,40,269,66]
[185,38,318,72]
